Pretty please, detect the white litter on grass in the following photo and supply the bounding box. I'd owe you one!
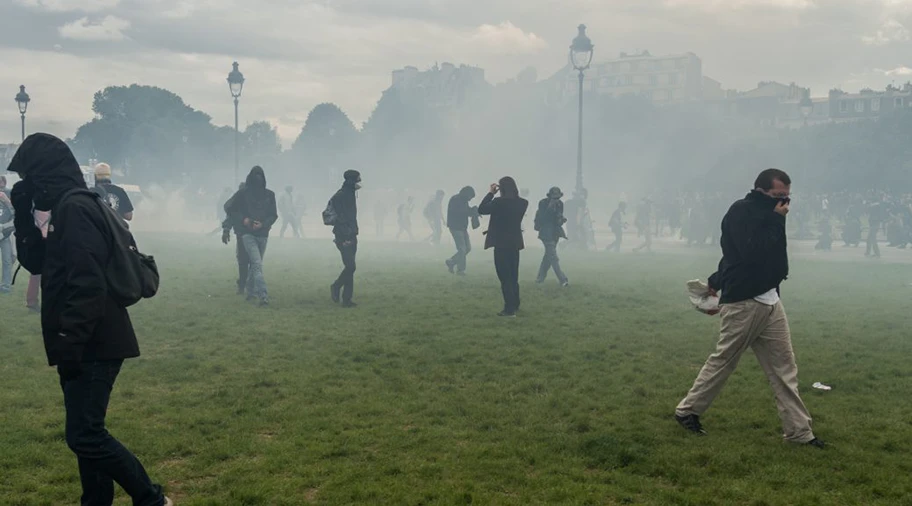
[812,382,832,391]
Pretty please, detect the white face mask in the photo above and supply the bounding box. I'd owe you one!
[355,183,362,190]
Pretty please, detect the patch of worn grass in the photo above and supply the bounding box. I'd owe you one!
[1,233,911,505]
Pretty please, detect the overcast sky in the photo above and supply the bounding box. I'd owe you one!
[2,0,911,148]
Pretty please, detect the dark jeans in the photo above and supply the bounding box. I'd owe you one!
[606,229,623,252]
[537,240,567,284]
[334,238,358,302]
[449,229,471,273]
[235,234,249,291]
[494,248,521,313]
[61,360,164,506]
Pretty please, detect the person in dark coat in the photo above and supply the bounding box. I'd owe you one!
[222,182,250,295]
[534,187,569,286]
[478,176,528,317]
[330,170,361,307]
[7,133,171,506]
[605,202,627,253]
[445,186,477,275]
[225,166,278,306]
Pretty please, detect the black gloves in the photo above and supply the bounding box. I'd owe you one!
[57,361,83,381]
[222,229,231,244]
[10,180,46,274]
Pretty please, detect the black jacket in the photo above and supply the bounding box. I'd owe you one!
[224,167,278,237]
[7,133,139,366]
[331,181,359,240]
[478,193,528,250]
[708,191,789,304]
[447,187,477,231]
[535,198,567,242]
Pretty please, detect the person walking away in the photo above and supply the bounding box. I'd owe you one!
[534,187,569,286]
[675,168,824,449]
[329,170,361,308]
[278,185,302,239]
[478,177,528,317]
[865,198,885,258]
[93,163,134,222]
[225,166,277,306]
[8,133,172,505]
[0,190,14,294]
[25,209,51,311]
[397,197,414,241]
[445,186,477,275]
[605,202,627,253]
[633,198,654,253]
[424,190,445,245]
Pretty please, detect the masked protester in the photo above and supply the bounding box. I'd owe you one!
[93,162,134,221]
[224,166,278,306]
[445,186,478,275]
[534,187,569,286]
[329,170,361,308]
[675,168,825,449]
[478,176,528,317]
[7,133,172,506]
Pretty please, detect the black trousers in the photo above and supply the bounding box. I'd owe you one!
[334,238,358,302]
[61,360,164,506]
[494,248,521,313]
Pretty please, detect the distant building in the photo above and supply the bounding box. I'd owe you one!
[390,62,488,108]
[828,84,912,123]
[552,50,705,103]
[704,81,811,127]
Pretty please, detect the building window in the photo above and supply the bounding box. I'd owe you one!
[668,73,679,86]
[649,75,658,86]
[839,101,848,113]
[855,100,865,113]
[624,75,633,86]
[872,99,880,112]
[895,97,904,108]
[675,59,685,69]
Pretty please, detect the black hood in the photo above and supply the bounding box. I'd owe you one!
[7,133,86,209]
[245,166,267,192]
[457,186,476,200]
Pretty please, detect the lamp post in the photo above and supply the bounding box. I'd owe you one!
[15,85,30,142]
[227,62,245,185]
[799,92,813,128]
[570,24,594,195]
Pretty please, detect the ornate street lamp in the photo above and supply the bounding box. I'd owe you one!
[227,62,246,184]
[15,85,31,142]
[570,25,594,194]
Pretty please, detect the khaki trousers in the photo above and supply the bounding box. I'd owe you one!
[676,300,815,443]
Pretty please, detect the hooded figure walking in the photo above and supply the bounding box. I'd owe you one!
[225,166,278,306]
[7,133,172,506]
[445,186,478,275]
[534,187,569,286]
[330,170,361,308]
[478,176,528,317]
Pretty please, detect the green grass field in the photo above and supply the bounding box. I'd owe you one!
[2,233,911,505]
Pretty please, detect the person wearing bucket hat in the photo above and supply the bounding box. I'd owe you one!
[534,187,569,286]
[329,170,361,307]
[93,162,134,221]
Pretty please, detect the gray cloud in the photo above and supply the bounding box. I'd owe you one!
[1,0,911,147]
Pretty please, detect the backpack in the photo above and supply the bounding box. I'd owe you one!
[322,198,337,226]
[60,190,159,307]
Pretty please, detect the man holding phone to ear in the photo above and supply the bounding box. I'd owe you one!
[675,168,824,448]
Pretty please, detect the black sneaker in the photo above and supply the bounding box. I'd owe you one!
[330,284,341,303]
[445,259,455,274]
[561,280,570,287]
[806,438,826,449]
[259,298,269,307]
[497,311,516,318]
[342,301,358,308]
[675,414,707,435]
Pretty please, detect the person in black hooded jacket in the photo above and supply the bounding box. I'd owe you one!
[224,166,277,306]
[534,187,569,286]
[445,186,477,275]
[330,170,360,307]
[7,133,171,506]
